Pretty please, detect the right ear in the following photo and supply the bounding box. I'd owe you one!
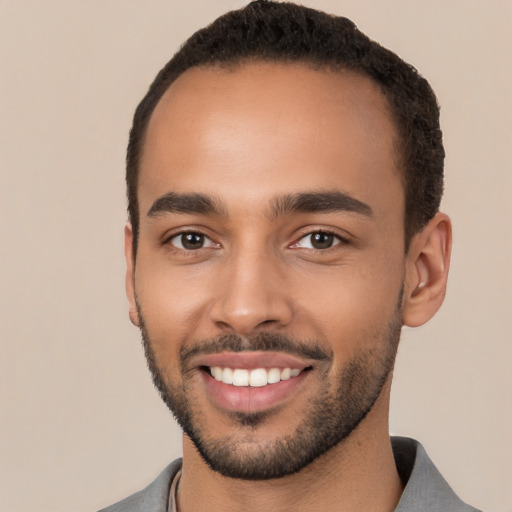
[124,224,141,327]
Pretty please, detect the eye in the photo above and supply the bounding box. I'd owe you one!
[294,231,343,250]
[169,232,216,250]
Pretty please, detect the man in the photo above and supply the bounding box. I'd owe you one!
[100,2,480,511]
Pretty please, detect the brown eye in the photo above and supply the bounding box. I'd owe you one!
[170,232,213,250]
[310,232,335,249]
[295,231,341,250]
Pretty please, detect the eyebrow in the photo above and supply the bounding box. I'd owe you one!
[147,190,372,219]
[147,192,225,217]
[269,191,372,219]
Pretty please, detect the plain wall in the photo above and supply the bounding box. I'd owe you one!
[0,1,510,511]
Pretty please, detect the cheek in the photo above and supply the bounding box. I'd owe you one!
[293,259,404,353]
[134,258,214,360]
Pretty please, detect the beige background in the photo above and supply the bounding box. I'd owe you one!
[1,1,510,511]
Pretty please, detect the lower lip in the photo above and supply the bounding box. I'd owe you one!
[200,369,309,413]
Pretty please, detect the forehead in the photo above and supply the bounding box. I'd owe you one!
[139,62,402,218]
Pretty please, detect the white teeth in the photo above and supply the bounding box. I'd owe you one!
[211,366,223,381]
[222,367,233,384]
[267,368,281,384]
[210,366,302,386]
[280,368,291,381]
[232,369,249,387]
[249,368,268,387]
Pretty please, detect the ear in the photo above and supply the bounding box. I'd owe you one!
[402,212,452,327]
[124,224,141,327]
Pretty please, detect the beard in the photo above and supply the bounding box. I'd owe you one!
[138,298,402,481]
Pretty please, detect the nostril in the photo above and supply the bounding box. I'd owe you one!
[213,320,233,330]
[209,291,293,335]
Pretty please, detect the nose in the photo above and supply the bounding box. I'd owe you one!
[209,248,293,336]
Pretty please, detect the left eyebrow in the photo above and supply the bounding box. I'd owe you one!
[147,192,226,217]
[268,191,373,219]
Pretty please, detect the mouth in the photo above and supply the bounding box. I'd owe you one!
[192,351,316,414]
[205,366,305,387]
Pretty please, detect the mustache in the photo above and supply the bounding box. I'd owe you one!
[180,333,332,368]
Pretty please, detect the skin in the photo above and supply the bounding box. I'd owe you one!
[125,62,451,512]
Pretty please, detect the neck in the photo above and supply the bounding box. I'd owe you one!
[177,387,402,512]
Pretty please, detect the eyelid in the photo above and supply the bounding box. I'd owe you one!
[163,228,220,250]
[289,228,350,250]
[161,226,351,252]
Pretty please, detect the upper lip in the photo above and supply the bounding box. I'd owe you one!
[190,351,315,370]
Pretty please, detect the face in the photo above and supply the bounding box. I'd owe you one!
[127,63,408,479]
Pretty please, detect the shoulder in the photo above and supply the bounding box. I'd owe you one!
[98,459,182,512]
[392,437,482,512]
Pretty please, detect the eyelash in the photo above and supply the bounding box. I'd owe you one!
[165,231,218,251]
[291,230,349,251]
[164,228,349,253]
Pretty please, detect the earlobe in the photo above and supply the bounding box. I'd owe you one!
[402,212,452,327]
[124,224,141,327]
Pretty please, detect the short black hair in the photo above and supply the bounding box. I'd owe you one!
[127,0,444,252]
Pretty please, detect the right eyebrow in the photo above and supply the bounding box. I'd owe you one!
[268,190,373,220]
[147,192,226,217]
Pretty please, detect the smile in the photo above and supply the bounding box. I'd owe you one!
[208,366,302,387]
[192,351,317,413]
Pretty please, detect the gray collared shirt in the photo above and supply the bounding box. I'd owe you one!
[391,437,481,511]
[99,437,482,512]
